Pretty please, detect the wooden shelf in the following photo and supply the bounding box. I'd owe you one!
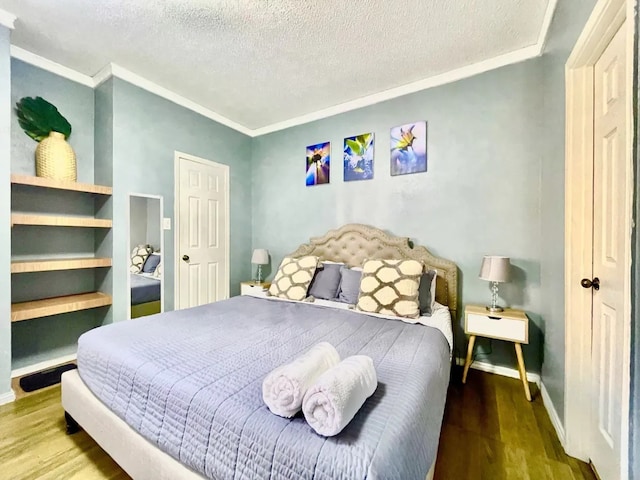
[11,292,112,322]
[11,214,112,228]
[11,257,112,274]
[11,174,112,195]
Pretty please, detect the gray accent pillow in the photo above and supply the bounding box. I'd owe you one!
[308,263,343,300]
[337,267,362,304]
[418,269,438,316]
[130,244,153,273]
[142,253,162,273]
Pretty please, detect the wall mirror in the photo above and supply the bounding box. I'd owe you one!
[128,194,164,319]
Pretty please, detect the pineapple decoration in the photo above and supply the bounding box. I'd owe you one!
[16,96,76,181]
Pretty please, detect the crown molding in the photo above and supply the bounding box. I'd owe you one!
[0,8,16,30]
[8,0,558,137]
[106,64,254,136]
[251,43,541,136]
[10,46,94,87]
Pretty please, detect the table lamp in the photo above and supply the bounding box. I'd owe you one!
[251,249,269,284]
[479,255,511,312]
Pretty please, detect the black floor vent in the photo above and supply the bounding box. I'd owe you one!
[19,363,78,392]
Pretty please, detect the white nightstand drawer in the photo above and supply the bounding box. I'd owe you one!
[466,313,527,343]
[240,282,270,296]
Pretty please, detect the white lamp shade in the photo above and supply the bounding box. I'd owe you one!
[479,256,511,283]
[251,249,269,265]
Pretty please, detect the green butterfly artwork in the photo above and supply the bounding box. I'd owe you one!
[343,133,374,181]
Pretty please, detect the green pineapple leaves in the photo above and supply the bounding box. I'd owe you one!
[15,96,72,142]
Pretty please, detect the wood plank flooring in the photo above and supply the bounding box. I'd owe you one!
[434,369,596,480]
[0,370,595,480]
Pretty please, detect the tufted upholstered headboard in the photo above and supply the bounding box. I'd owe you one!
[288,224,458,317]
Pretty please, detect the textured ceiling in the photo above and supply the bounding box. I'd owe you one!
[0,0,550,130]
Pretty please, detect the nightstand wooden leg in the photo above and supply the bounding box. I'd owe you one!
[462,335,476,384]
[514,343,532,401]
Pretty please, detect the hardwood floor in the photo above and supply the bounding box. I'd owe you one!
[434,369,596,480]
[0,386,128,480]
[0,370,595,480]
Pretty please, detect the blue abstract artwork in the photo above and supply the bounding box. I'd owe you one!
[306,141,330,186]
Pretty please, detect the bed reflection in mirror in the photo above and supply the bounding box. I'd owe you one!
[128,194,164,319]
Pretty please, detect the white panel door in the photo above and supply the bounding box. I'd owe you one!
[177,155,229,309]
[590,22,627,480]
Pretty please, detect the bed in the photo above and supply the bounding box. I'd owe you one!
[62,224,458,480]
[130,273,162,318]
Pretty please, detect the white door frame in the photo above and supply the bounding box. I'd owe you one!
[126,193,165,320]
[174,151,230,309]
[564,0,634,471]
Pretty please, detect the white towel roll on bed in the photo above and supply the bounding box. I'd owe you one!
[302,355,377,437]
[262,342,340,418]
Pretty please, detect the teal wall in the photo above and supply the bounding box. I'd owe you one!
[539,0,597,424]
[8,60,101,371]
[252,59,546,369]
[0,64,253,392]
[251,0,597,392]
[94,79,114,326]
[11,59,95,182]
[108,78,253,322]
[0,25,12,398]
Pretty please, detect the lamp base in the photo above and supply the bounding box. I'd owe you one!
[485,305,504,313]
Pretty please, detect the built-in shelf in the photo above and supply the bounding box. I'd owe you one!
[11,174,112,195]
[11,257,112,274]
[11,292,112,322]
[11,214,112,228]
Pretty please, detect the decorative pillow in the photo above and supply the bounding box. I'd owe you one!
[130,245,153,273]
[153,261,163,278]
[268,256,319,300]
[356,259,423,318]
[308,262,343,300]
[142,253,162,274]
[337,266,363,304]
[418,269,438,315]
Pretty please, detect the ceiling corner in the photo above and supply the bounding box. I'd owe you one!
[0,8,16,30]
[92,63,113,88]
[536,0,560,54]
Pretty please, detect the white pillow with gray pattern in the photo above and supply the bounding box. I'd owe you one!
[130,245,154,273]
[356,258,423,318]
[268,256,319,301]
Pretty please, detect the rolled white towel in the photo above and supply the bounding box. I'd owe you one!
[302,355,377,437]
[262,342,340,418]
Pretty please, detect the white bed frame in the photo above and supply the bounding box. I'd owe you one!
[62,224,458,479]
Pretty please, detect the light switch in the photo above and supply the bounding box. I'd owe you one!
[163,218,172,230]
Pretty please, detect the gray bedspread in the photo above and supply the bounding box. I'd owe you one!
[130,274,161,305]
[77,296,450,480]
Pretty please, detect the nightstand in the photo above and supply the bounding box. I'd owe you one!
[240,281,270,296]
[462,304,531,401]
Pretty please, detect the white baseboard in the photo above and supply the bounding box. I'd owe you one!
[11,353,77,379]
[0,389,16,406]
[540,382,566,447]
[455,357,541,385]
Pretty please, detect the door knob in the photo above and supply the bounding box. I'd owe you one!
[580,277,600,290]
[182,255,190,262]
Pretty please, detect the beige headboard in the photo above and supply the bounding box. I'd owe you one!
[288,224,458,317]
